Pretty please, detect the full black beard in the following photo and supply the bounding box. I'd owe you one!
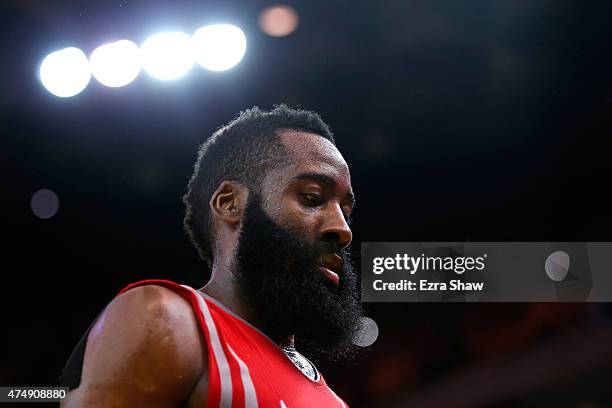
[232,193,363,361]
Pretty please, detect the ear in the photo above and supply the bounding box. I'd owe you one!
[209,181,248,228]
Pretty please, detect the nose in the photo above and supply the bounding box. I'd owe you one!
[319,205,352,249]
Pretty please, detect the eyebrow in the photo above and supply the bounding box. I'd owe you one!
[291,172,356,207]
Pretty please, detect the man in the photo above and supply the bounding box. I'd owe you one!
[59,105,363,407]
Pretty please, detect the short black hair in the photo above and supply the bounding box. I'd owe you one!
[183,104,336,269]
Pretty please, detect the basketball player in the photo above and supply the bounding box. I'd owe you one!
[59,105,363,407]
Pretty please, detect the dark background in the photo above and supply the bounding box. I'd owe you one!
[3,1,612,407]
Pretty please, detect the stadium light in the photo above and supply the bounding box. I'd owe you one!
[39,47,91,97]
[141,32,194,80]
[192,24,246,71]
[40,24,248,96]
[90,40,141,88]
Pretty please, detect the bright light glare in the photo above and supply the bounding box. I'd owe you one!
[90,40,141,87]
[39,47,91,97]
[192,24,246,71]
[141,32,194,80]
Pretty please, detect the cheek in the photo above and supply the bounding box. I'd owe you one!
[259,188,284,218]
[277,197,319,233]
[260,169,295,216]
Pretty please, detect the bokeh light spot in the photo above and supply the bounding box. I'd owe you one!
[354,316,379,347]
[545,250,570,281]
[259,6,299,37]
[30,189,59,219]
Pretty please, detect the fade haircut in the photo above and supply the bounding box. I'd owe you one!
[183,104,335,269]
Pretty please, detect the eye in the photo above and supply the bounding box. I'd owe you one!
[301,193,323,206]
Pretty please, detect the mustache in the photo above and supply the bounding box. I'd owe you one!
[311,241,351,260]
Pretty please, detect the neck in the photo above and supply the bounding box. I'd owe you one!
[200,265,294,349]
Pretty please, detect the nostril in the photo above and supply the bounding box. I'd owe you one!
[321,231,351,250]
[322,231,341,243]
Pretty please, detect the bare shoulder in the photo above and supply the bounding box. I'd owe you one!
[61,284,207,408]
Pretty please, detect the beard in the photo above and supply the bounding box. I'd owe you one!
[232,193,363,361]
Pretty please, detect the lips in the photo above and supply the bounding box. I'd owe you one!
[320,253,342,286]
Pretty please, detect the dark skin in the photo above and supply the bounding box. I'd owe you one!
[61,130,355,407]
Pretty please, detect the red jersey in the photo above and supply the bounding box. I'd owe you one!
[119,279,349,408]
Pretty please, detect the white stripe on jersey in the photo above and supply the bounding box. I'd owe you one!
[184,286,233,408]
[228,345,259,408]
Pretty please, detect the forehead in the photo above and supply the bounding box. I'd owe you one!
[278,130,350,180]
[260,130,351,201]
